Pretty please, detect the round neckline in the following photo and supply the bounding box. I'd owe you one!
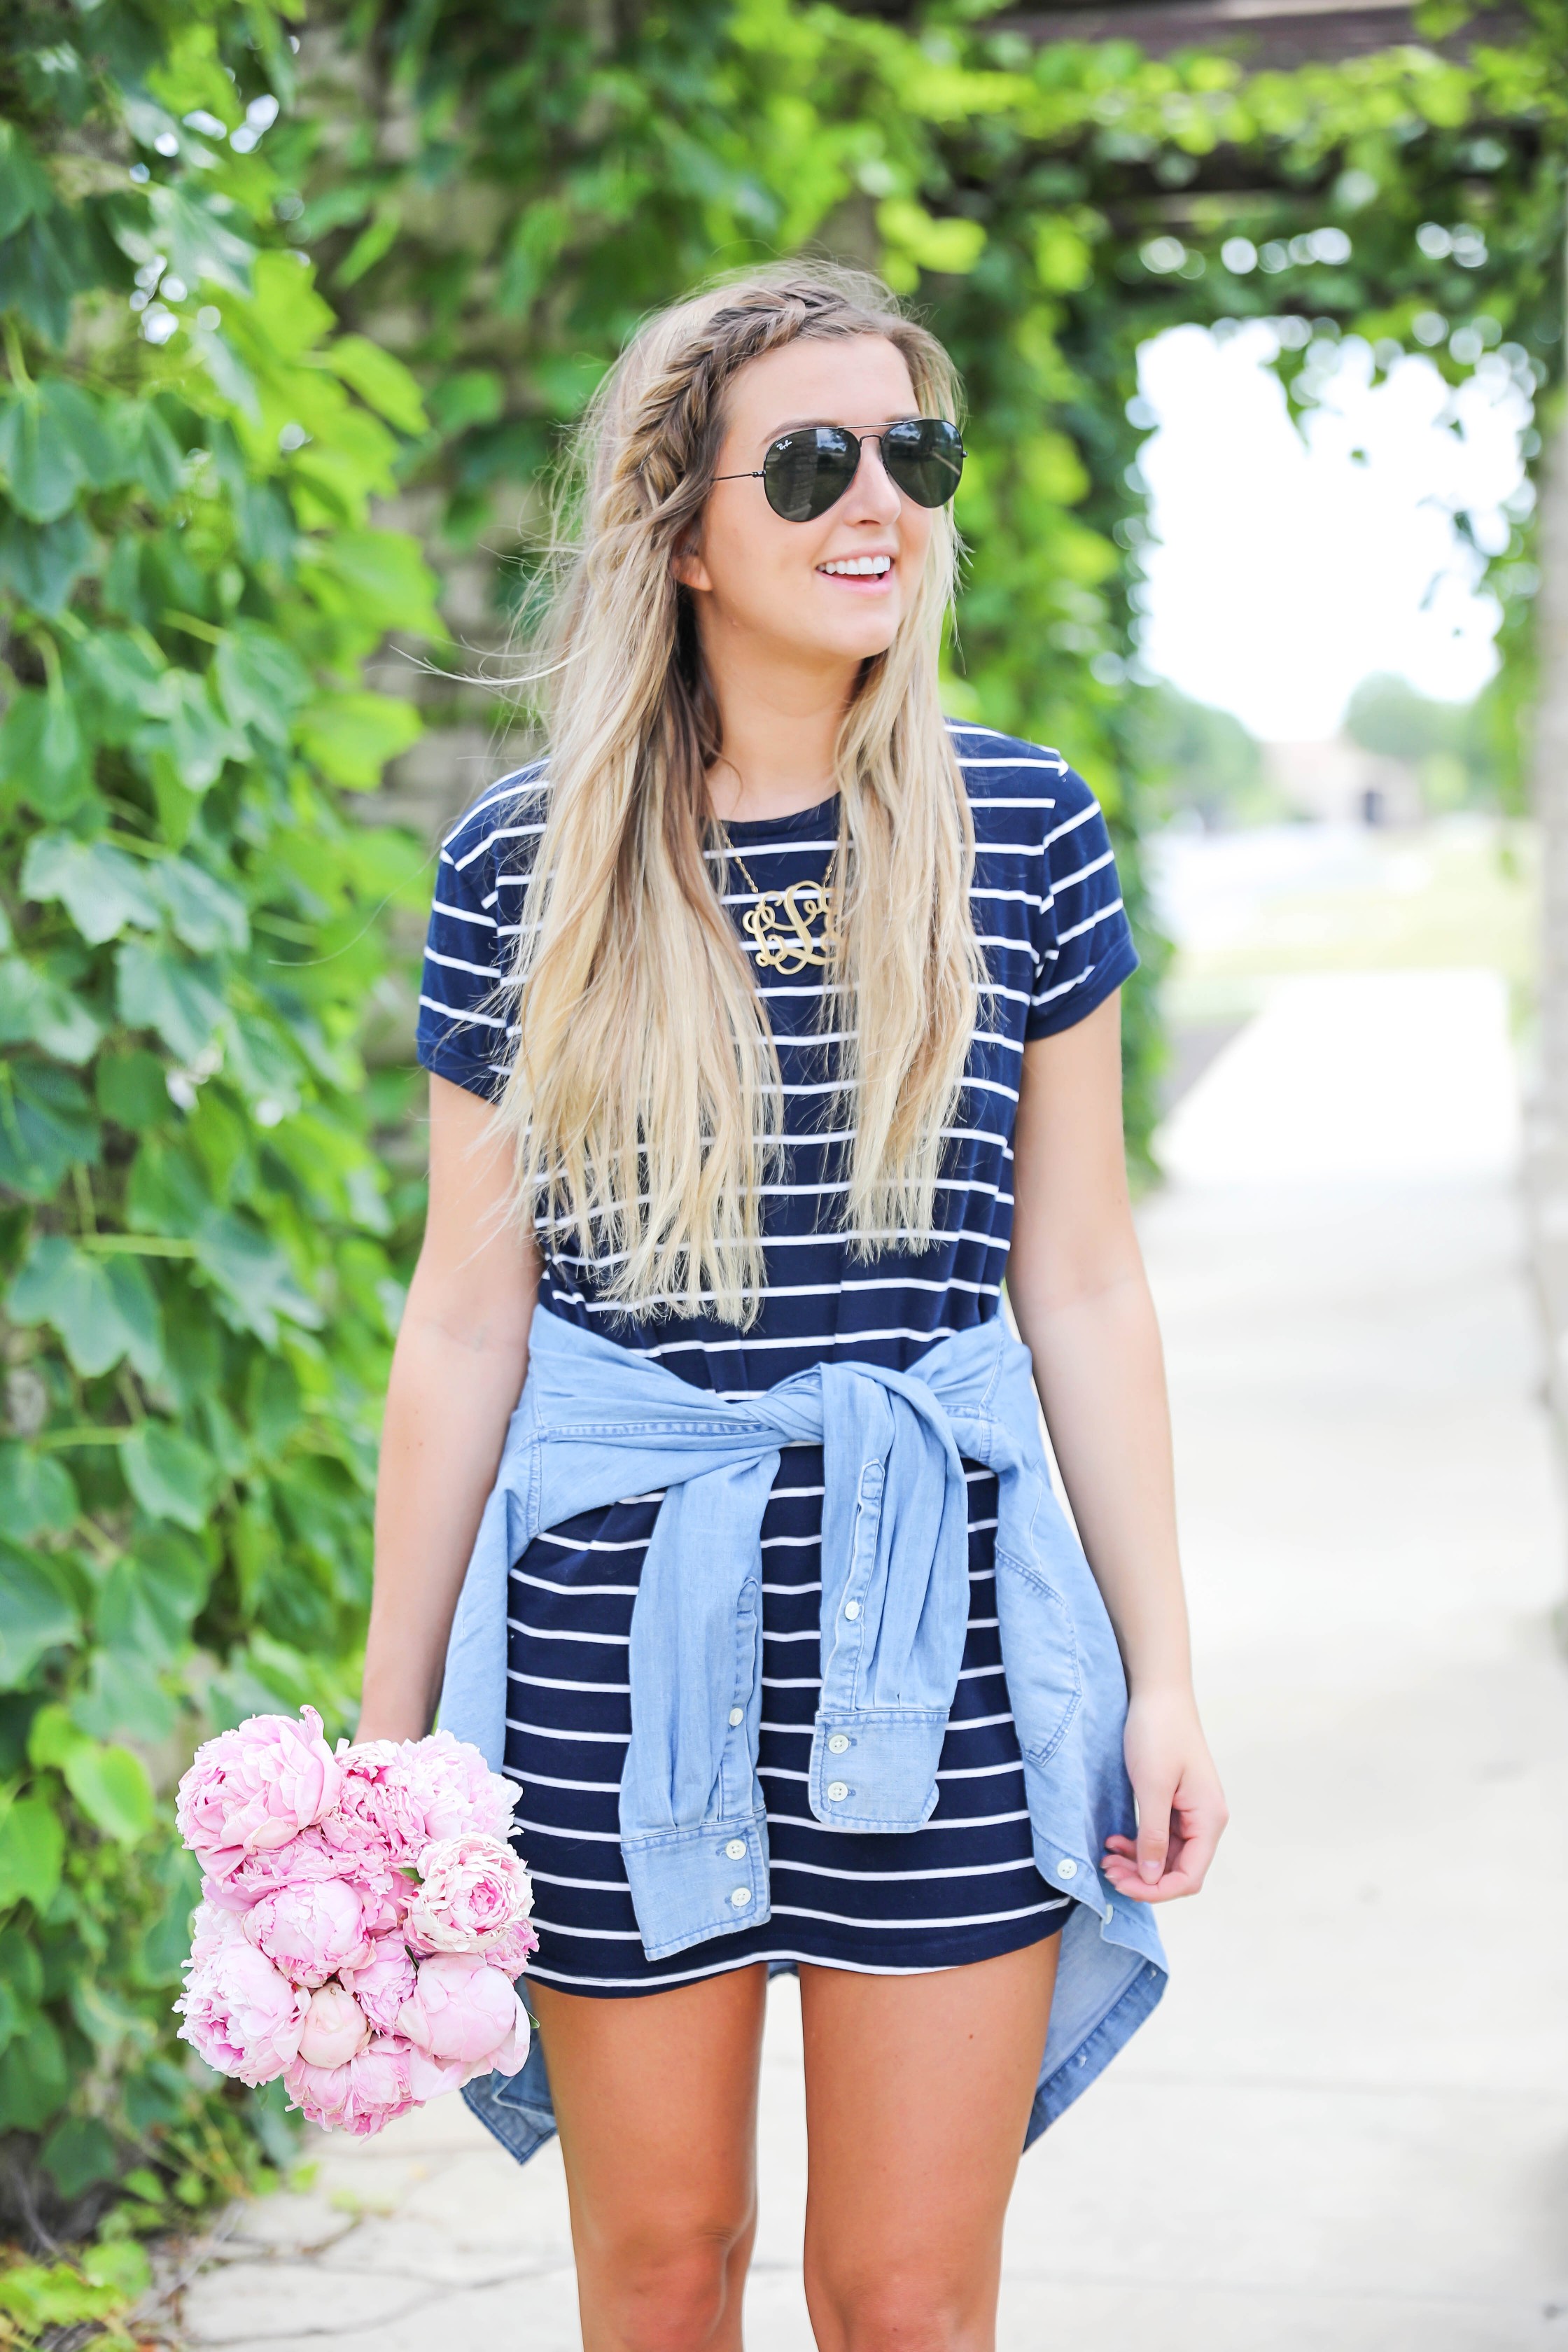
[718,792,839,842]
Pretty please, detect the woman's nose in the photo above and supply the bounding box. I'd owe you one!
[845,436,904,519]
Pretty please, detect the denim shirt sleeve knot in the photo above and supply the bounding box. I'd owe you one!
[441,1301,1168,2148]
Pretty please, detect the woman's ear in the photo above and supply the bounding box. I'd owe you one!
[671,531,711,595]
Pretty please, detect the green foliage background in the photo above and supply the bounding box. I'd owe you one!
[0,0,1562,2265]
[0,0,438,2245]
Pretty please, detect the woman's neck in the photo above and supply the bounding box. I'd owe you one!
[700,629,855,825]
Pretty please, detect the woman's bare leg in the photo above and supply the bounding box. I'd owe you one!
[531,1965,768,2352]
[797,1938,1059,2352]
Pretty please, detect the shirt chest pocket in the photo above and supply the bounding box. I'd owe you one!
[994,1548,1084,1765]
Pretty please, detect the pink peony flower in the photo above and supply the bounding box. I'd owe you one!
[296,1984,372,2069]
[243,1877,375,1989]
[398,1952,530,2081]
[405,1834,535,1962]
[188,1898,245,1966]
[199,1827,346,1915]
[396,1731,517,1844]
[340,1936,418,2034]
[177,1938,308,2087]
[323,1745,430,1868]
[176,1709,343,1881]
[284,2033,415,2137]
[469,1917,540,1979]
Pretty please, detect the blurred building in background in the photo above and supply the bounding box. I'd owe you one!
[1262,738,1424,827]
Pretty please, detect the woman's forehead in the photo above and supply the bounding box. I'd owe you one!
[722,334,918,442]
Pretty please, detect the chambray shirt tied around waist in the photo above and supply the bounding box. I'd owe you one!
[441,1302,1168,2158]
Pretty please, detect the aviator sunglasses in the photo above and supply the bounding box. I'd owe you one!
[713,417,965,523]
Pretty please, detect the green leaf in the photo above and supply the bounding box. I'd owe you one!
[215,624,310,748]
[0,1543,77,1689]
[144,181,255,297]
[0,206,96,346]
[82,2241,151,2300]
[134,669,245,793]
[132,1844,201,1989]
[62,1740,155,1843]
[0,1444,78,1538]
[155,860,249,954]
[322,335,427,434]
[80,631,169,739]
[0,1063,99,1198]
[0,508,94,615]
[22,832,162,946]
[428,370,503,435]
[9,1235,162,1379]
[121,1422,216,1530]
[246,246,333,358]
[115,939,226,1063]
[0,2006,65,2129]
[300,528,442,637]
[73,1647,174,1744]
[0,1919,42,2002]
[28,1700,80,1770]
[0,689,93,817]
[97,1532,209,1660]
[0,957,102,1063]
[97,1049,169,1131]
[0,122,54,241]
[877,197,986,277]
[195,1210,322,1340]
[40,2114,120,2199]
[38,376,120,487]
[119,398,183,505]
[298,691,422,788]
[0,1794,64,1911]
[1035,216,1093,293]
[0,391,80,522]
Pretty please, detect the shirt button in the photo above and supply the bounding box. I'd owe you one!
[731,1886,752,1908]
[1056,1858,1078,1879]
[826,1781,848,1802]
[724,1839,747,1861]
[728,1707,744,1728]
[827,1735,850,1754]
[844,1601,861,1620]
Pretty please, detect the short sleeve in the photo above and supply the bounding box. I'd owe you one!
[415,771,542,1100]
[1024,766,1140,1041]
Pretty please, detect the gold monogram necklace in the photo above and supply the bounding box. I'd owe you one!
[724,833,838,979]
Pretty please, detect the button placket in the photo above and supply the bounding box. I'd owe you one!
[835,1458,883,1676]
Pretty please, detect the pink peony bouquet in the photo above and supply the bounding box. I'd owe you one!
[173,1709,537,2138]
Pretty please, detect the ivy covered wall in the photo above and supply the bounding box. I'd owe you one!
[0,0,437,2244]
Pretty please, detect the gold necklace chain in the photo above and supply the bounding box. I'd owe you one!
[723,831,838,978]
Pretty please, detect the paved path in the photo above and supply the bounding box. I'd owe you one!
[175,969,1568,2352]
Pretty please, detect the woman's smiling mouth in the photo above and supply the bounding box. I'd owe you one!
[817,554,893,578]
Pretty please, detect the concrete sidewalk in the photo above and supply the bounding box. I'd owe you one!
[174,970,1568,2352]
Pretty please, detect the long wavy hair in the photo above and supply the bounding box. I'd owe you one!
[494,262,986,1326]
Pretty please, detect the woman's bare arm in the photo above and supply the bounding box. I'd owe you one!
[356,1074,541,1743]
[1007,995,1226,1901]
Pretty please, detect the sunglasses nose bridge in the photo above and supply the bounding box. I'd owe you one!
[845,429,903,509]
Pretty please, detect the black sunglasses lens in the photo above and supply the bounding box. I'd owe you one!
[881,419,964,507]
[762,426,858,522]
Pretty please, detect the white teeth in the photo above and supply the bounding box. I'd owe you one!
[819,555,892,576]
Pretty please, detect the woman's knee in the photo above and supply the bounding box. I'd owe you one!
[579,2207,755,2352]
[806,2269,990,2352]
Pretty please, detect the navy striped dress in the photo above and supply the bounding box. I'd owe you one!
[416,723,1138,1995]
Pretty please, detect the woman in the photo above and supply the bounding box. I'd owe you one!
[358,264,1226,2352]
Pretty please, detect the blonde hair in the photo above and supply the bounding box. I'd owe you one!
[496,261,986,1326]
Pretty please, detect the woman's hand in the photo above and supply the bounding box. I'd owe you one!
[1102,1684,1228,1903]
